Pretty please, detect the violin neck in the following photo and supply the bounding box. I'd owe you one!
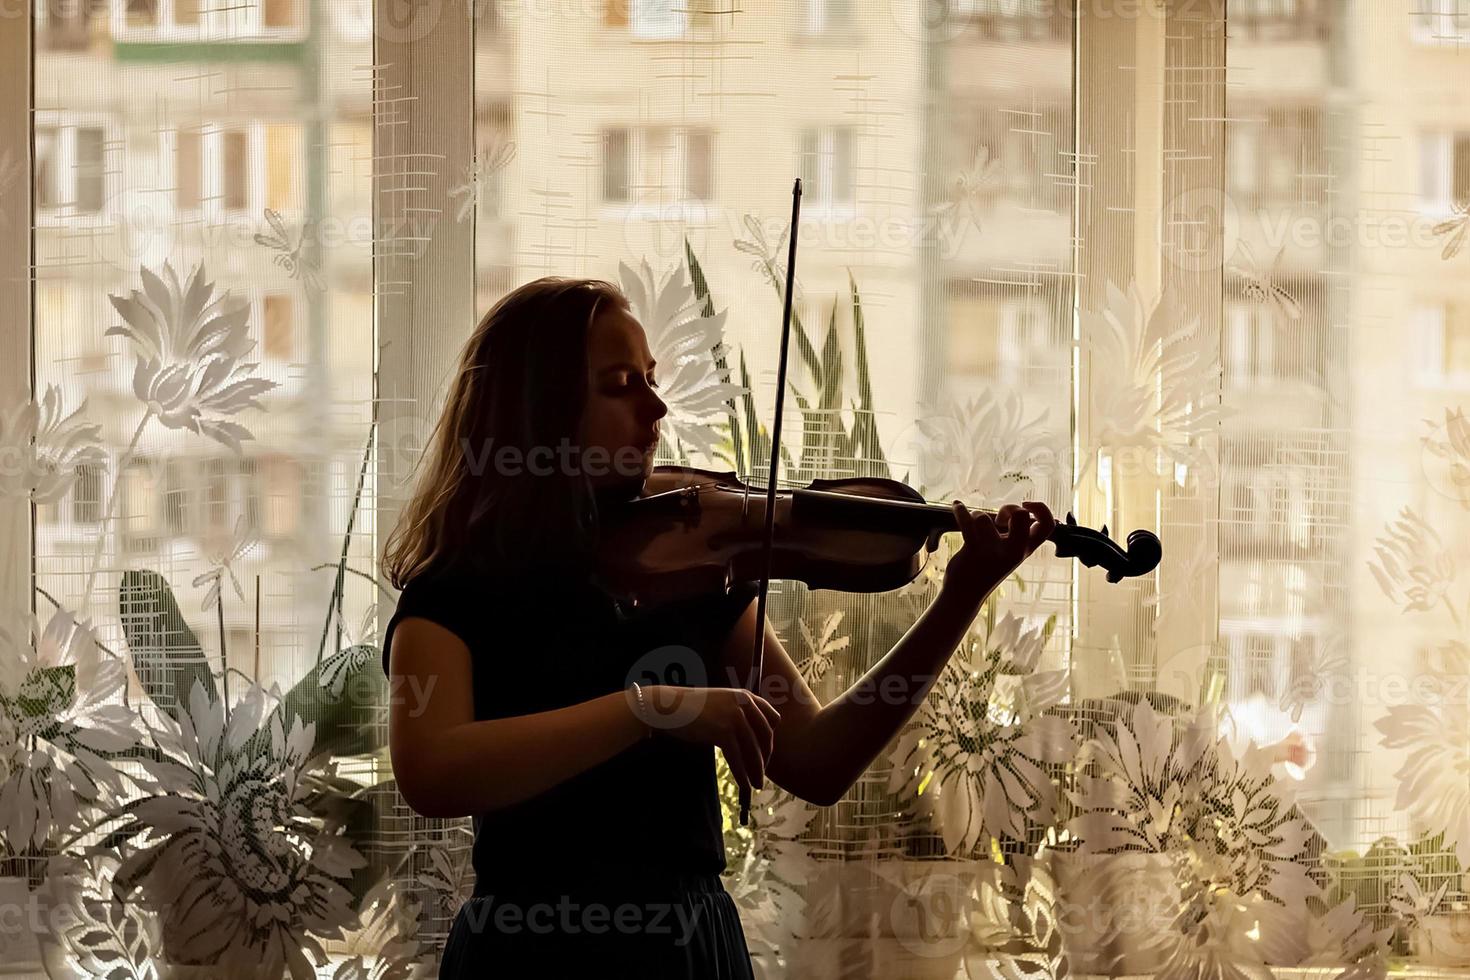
[792,486,964,537]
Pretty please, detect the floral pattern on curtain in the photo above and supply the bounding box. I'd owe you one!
[3,0,1468,978]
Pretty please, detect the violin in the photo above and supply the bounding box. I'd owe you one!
[604,178,1161,825]
[594,464,1162,608]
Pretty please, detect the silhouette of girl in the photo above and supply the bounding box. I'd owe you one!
[381,277,1054,977]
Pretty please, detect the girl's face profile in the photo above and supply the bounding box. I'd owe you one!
[578,304,668,490]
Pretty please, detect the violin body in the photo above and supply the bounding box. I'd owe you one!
[594,465,1162,607]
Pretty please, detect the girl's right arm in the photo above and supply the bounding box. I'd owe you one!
[387,616,780,818]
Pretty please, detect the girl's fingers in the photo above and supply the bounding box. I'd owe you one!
[739,697,777,761]
[951,500,974,536]
[1023,501,1056,544]
[748,692,782,730]
[953,501,999,544]
[995,503,1023,533]
[734,719,767,789]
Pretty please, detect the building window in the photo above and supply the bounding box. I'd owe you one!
[1229,0,1324,42]
[946,101,1070,212]
[1228,106,1319,206]
[630,0,684,38]
[1411,0,1470,44]
[603,128,630,202]
[40,0,109,51]
[114,0,303,41]
[34,121,110,219]
[683,129,713,201]
[163,459,189,536]
[1413,301,1470,386]
[1420,131,1470,213]
[69,463,103,525]
[798,126,854,212]
[174,123,300,217]
[263,294,295,361]
[621,0,722,38]
[205,458,229,535]
[798,0,854,34]
[600,126,715,205]
[1225,300,1276,385]
[959,0,1069,42]
[121,461,161,548]
[223,130,250,210]
[259,456,300,538]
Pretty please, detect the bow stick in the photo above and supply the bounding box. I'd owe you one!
[740,177,803,827]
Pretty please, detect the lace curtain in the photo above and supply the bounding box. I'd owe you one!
[2,0,1467,977]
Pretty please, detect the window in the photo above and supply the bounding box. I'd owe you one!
[1229,0,1324,42]
[1411,0,1470,44]
[70,464,103,525]
[798,126,854,213]
[163,459,189,536]
[959,0,1069,42]
[259,456,300,538]
[34,119,111,220]
[798,0,854,35]
[1226,300,1276,385]
[263,294,295,362]
[40,0,109,51]
[600,126,715,206]
[174,123,300,217]
[1229,106,1319,206]
[945,101,1069,212]
[1226,465,1314,549]
[1241,633,1281,700]
[113,0,302,41]
[120,461,161,549]
[631,0,682,37]
[240,458,260,534]
[1413,301,1470,385]
[205,459,229,535]
[1420,131,1470,213]
[603,128,630,202]
[997,300,1062,387]
[625,0,722,37]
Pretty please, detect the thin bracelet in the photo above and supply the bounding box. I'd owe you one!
[630,681,654,740]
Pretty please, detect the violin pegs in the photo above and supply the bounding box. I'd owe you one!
[1101,523,1109,538]
[1065,511,1077,525]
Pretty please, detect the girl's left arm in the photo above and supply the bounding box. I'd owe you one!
[717,500,1054,807]
[718,580,992,807]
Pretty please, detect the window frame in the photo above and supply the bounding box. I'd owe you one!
[33,110,118,226]
[797,124,856,219]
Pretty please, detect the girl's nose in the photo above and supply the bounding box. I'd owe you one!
[648,390,669,422]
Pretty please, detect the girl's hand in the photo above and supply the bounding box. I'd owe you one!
[643,686,781,794]
[941,500,1056,605]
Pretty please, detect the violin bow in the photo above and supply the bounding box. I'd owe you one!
[741,177,803,827]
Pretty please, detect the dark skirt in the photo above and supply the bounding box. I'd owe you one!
[438,869,755,979]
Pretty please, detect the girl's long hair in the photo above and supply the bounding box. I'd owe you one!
[382,277,631,589]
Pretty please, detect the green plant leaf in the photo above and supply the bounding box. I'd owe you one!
[118,569,217,718]
[686,237,747,475]
[849,270,889,478]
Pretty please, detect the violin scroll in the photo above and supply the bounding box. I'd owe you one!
[1049,511,1162,584]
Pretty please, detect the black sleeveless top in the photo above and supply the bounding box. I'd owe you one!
[381,560,758,891]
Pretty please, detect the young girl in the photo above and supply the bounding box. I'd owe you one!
[381,277,1055,978]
